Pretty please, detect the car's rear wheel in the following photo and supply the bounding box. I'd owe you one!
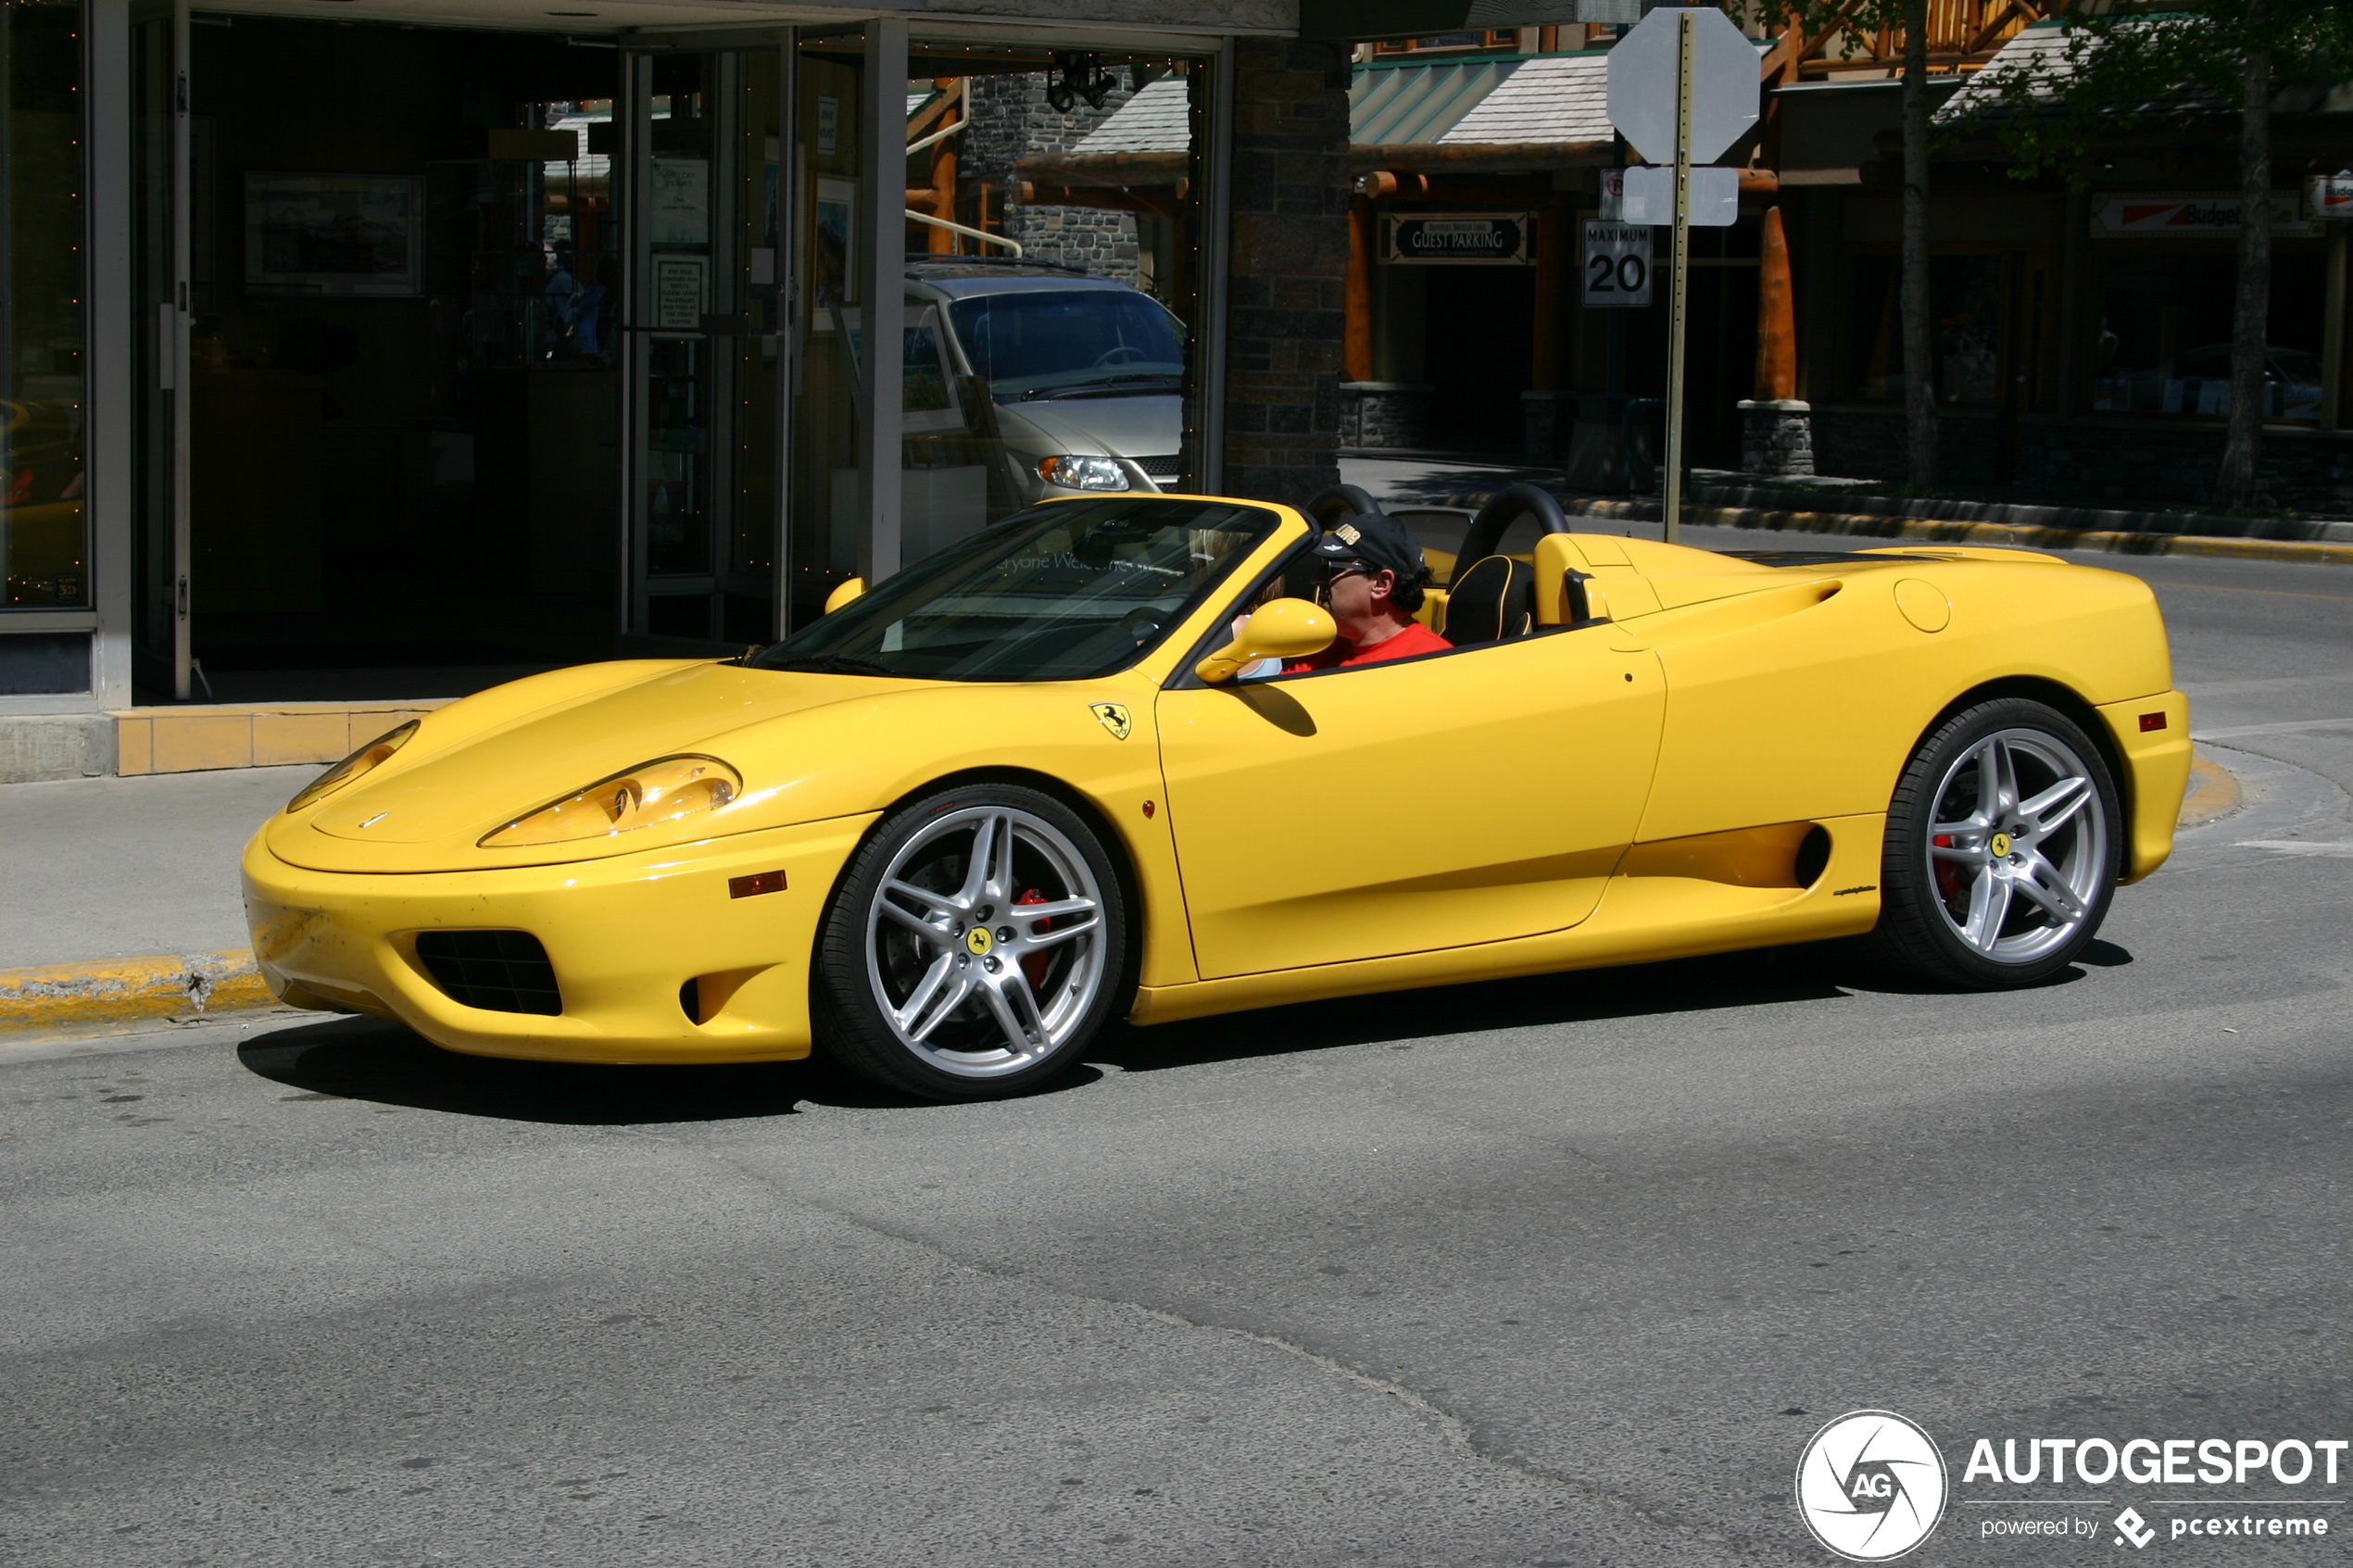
[1872,697,2120,988]
[814,783,1126,1100]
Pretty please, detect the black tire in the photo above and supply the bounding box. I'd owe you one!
[813,783,1128,1101]
[1871,697,2121,988]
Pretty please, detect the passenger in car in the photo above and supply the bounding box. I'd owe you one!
[1283,512,1451,671]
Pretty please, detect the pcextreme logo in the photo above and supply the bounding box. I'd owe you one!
[1795,1411,1951,1562]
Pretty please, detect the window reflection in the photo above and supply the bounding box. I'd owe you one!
[2,0,87,609]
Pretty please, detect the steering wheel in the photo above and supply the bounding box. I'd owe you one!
[1091,345,1149,369]
[1116,607,1164,645]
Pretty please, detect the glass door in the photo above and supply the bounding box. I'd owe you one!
[130,0,191,698]
[623,42,785,647]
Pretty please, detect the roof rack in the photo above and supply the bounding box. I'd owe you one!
[902,252,1093,276]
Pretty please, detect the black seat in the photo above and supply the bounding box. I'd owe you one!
[1445,555,1533,647]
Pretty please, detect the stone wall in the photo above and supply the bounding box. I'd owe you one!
[962,74,1139,284]
[1221,39,1350,508]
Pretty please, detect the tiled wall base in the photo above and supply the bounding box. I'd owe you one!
[110,701,452,776]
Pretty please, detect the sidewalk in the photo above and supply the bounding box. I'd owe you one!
[0,766,313,1034]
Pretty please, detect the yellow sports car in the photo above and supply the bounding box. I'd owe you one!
[243,487,2190,1100]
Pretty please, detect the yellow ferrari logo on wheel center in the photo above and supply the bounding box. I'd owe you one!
[965,926,994,956]
[1990,832,2012,858]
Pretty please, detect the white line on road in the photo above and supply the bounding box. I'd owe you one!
[2235,840,2353,857]
[2192,718,2353,740]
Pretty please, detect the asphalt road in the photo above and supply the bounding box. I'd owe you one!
[5,536,2349,1568]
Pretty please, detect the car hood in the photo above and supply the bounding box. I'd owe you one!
[262,659,1169,876]
[995,394,1181,459]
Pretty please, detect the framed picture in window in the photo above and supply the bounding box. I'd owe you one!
[244,173,423,297]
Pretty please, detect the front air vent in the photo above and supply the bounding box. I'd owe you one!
[414,931,562,1016]
[1133,454,1184,478]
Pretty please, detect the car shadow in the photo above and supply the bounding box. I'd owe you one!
[235,937,2124,1123]
[1088,937,2120,1073]
[234,1016,1051,1124]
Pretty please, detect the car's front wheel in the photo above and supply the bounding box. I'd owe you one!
[1872,697,2120,988]
[814,783,1126,1100]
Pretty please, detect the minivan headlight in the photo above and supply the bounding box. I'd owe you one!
[480,756,741,848]
[1036,455,1131,491]
[286,721,419,813]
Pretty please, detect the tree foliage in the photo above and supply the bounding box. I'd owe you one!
[1953,0,2353,183]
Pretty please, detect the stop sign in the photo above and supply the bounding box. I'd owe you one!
[1605,5,1760,167]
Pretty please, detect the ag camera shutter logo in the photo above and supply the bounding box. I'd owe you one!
[1795,1411,1950,1562]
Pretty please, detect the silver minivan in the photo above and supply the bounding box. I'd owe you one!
[901,259,1187,514]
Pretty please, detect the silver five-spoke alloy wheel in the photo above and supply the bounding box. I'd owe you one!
[1922,726,2108,965]
[863,804,1106,1080]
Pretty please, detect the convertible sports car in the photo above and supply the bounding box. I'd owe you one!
[243,485,2190,1100]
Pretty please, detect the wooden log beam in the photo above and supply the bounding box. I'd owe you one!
[1755,205,1797,400]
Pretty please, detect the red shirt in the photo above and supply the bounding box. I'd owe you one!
[1285,619,1451,673]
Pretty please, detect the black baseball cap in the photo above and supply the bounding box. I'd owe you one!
[1310,511,1428,583]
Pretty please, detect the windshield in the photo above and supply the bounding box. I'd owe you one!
[948,290,1186,403]
[748,497,1275,684]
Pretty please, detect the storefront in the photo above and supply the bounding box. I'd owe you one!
[4,0,1328,778]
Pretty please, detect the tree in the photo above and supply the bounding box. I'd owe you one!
[1955,0,2353,508]
[1754,0,1942,486]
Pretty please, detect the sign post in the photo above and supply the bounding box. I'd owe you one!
[1607,4,1759,543]
[1665,9,1694,545]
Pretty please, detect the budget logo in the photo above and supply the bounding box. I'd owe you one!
[1795,1410,1950,1562]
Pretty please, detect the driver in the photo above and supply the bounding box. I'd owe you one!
[1285,512,1450,671]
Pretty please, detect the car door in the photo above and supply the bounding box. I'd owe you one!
[1153,630,1665,980]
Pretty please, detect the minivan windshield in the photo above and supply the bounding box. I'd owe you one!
[748,497,1274,684]
[949,290,1186,403]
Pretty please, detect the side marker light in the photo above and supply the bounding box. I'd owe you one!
[729,870,788,898]
[2139,712,2168,732]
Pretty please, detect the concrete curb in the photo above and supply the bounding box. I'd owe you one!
[2180,747,2246,830]
[0,949,274,1034]
[1429,494,2353,568]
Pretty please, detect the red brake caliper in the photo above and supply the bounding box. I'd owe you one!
[1015,887,1051,993]
[1931,834,1961,902]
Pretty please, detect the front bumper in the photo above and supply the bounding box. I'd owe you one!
[242,812,878,1064]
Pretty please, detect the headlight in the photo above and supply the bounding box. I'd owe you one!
[479,756,741,849]
[285,721,419,814]
[1035,455,1131,492]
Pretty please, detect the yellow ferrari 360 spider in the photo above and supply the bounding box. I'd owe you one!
[243,486,2189,1100]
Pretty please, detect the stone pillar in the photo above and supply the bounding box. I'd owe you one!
[1741,207,1813,476]
[1738,398,1816,475]
[1341,382,1436,449]
[1223,39,1350,507]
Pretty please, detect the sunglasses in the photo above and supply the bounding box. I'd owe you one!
[1319,558,1376,581]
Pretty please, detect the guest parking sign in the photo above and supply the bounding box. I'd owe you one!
[1380,213,1534,266]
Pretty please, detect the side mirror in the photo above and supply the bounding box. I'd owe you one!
[823,576,866,615]
[1194,597,1335,684]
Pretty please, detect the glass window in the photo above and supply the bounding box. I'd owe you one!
[749,495,1271,683]
[1843,253,2003,408]
[2090,248,2325,420]
[2,0,87,609]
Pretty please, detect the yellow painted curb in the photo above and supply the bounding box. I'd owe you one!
[0,949,273,1032]
[2180,746,2244,829]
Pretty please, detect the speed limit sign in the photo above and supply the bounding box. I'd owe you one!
[1582,219,1654,307]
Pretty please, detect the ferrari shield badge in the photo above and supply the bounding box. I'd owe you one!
[1089,702,1133,741]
